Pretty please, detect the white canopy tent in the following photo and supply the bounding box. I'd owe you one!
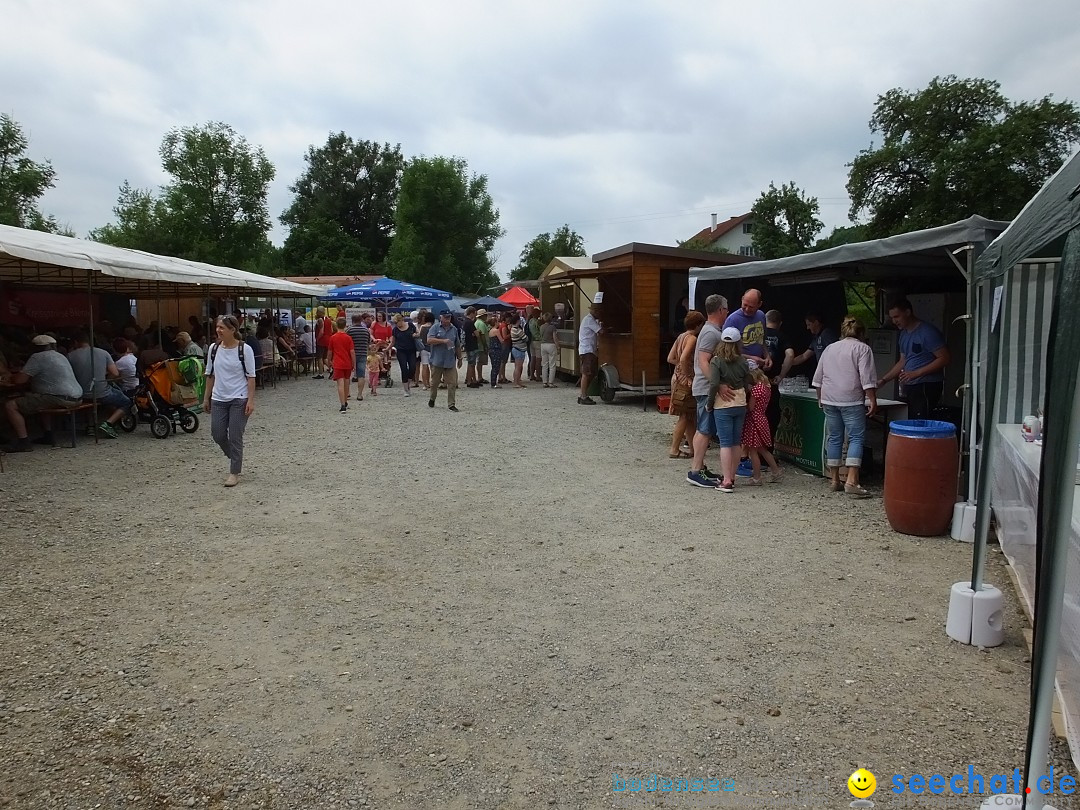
[0,224,328,298]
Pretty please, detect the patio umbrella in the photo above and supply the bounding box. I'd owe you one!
[498,286,539,307]
[324,278,453,305]
[463,295,514,311]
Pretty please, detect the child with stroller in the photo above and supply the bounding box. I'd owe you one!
[741,364,783,486]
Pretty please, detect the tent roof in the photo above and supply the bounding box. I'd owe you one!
[0,224,329,298]
[690,215,1010,283]
[977,149,1080,280]
[499,285,540,306]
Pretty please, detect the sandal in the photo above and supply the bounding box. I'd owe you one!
[828,479,843,492]
[845,483,871,498]
[668,451,692,459]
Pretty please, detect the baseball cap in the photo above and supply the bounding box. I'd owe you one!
[476,309,488,317]
[721,327,742,343]
[32,334,57,346]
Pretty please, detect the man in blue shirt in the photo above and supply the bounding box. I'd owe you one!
[723,288,771,369]
[426,311,462,411]
[878,297,950,419]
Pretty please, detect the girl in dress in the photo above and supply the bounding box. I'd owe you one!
[742,366,783,485]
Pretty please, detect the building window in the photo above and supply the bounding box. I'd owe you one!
[738,245,757,257]
[742,222,754,234]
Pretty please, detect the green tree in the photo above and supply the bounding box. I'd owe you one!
[677,236,729,253]
[750,182,824,259]
[93,122,275,269]
[281,133,404,276]
[89,181,178,254]
[813,224,870,251]
[510,224,586,281]
[0,113,60,232]
[386,156,504,294]
[847,75,1080,236]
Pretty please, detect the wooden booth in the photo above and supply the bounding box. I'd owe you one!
[551,244,755,401]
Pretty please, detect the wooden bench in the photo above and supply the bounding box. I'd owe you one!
[38,402,98,448]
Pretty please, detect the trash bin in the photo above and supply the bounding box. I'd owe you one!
[884,420,959,536]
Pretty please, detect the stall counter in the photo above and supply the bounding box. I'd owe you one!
[773,390,907,476]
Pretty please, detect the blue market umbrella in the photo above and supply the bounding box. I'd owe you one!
[324,278,453,304]
[463,295,514,312]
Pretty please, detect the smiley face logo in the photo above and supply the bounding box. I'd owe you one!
[848,769,876,798]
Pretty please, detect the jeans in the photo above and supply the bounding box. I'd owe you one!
[712,408,746,448]
[397,350,416,384]
[541,343,558,384]
[823,404,866,468]
[210,397,249,474]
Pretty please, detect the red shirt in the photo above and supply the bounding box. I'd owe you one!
[328,332,355,371]
[370,321,393,342]
[317,316,334,347]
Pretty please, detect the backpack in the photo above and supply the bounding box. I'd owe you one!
[207,341,248,376]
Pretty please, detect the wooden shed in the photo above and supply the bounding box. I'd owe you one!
[555,243,755,399]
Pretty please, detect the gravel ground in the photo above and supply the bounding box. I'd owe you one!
[0,373,1076,809]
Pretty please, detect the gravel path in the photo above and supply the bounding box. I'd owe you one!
[0,374,1075,809]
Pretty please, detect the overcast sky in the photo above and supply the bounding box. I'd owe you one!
[6,0,1080,280]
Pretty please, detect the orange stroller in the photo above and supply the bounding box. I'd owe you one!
[119,357,203,439]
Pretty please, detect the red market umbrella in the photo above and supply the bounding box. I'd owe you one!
[498,286,539,307]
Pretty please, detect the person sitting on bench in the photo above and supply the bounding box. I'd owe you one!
[67,330,133,440]
[3,335,84,452]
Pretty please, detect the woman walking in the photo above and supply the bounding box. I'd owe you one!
[204,315,257,487]
[813,315,878,497]
[391,314,418,396]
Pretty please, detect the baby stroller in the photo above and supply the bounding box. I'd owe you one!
[119,357,203,439]
[377,344,394,388]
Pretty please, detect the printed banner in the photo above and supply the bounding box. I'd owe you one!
[0,288,101,328]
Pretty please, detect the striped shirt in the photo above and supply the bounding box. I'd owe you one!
[346,324,371,356]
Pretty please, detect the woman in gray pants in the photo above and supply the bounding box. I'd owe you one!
[203,315,257,487]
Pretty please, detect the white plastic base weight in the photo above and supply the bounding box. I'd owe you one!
[946,581,1005,646]
[951,501,977,542]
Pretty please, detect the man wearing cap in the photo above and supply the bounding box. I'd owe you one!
[67,330,133,439]
[470,308,489,388]
[577,302,603,405]
[174,331,205,358]
[3,335,85,451]
[426,310,462,411]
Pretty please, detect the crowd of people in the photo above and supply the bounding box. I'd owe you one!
[670,289,948,496]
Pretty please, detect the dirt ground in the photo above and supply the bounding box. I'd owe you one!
[0,374,1076,809]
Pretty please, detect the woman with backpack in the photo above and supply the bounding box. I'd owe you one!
[203,315,257,487]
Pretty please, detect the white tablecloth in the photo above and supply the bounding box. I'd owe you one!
[993,424,1080,767]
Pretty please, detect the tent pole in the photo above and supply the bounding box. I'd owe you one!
[1023,226,1080,808]
[87,271,99,444]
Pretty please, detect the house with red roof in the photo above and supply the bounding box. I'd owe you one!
[683,213,758,257]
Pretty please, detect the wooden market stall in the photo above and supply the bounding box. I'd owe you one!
[550,244,754,400]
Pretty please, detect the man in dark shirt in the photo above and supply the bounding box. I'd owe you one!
[763,309,795,442]
[789,312,837,378]
[345,314,372,401]
[461,307,482,387]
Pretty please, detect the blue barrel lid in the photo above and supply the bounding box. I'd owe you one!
[889,419,956,439]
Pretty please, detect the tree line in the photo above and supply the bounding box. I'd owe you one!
[3,75,1079,287]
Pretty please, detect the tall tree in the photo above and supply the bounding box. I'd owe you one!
[510,225,586,281]
[0,113,60,232]
[94,122,275,269]
[386,156,503,294]
[89,181,178,254]
[750,182,824,259]
[813,224,870,251]
[847,75,1080,236]
[281,133,404,276]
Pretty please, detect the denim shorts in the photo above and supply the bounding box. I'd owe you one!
[511,347,527,361]
[354,354,367,378]
[467,349,483,363]
[712,408,746,448]
[92,385,132,412]
[694,395,714,435]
